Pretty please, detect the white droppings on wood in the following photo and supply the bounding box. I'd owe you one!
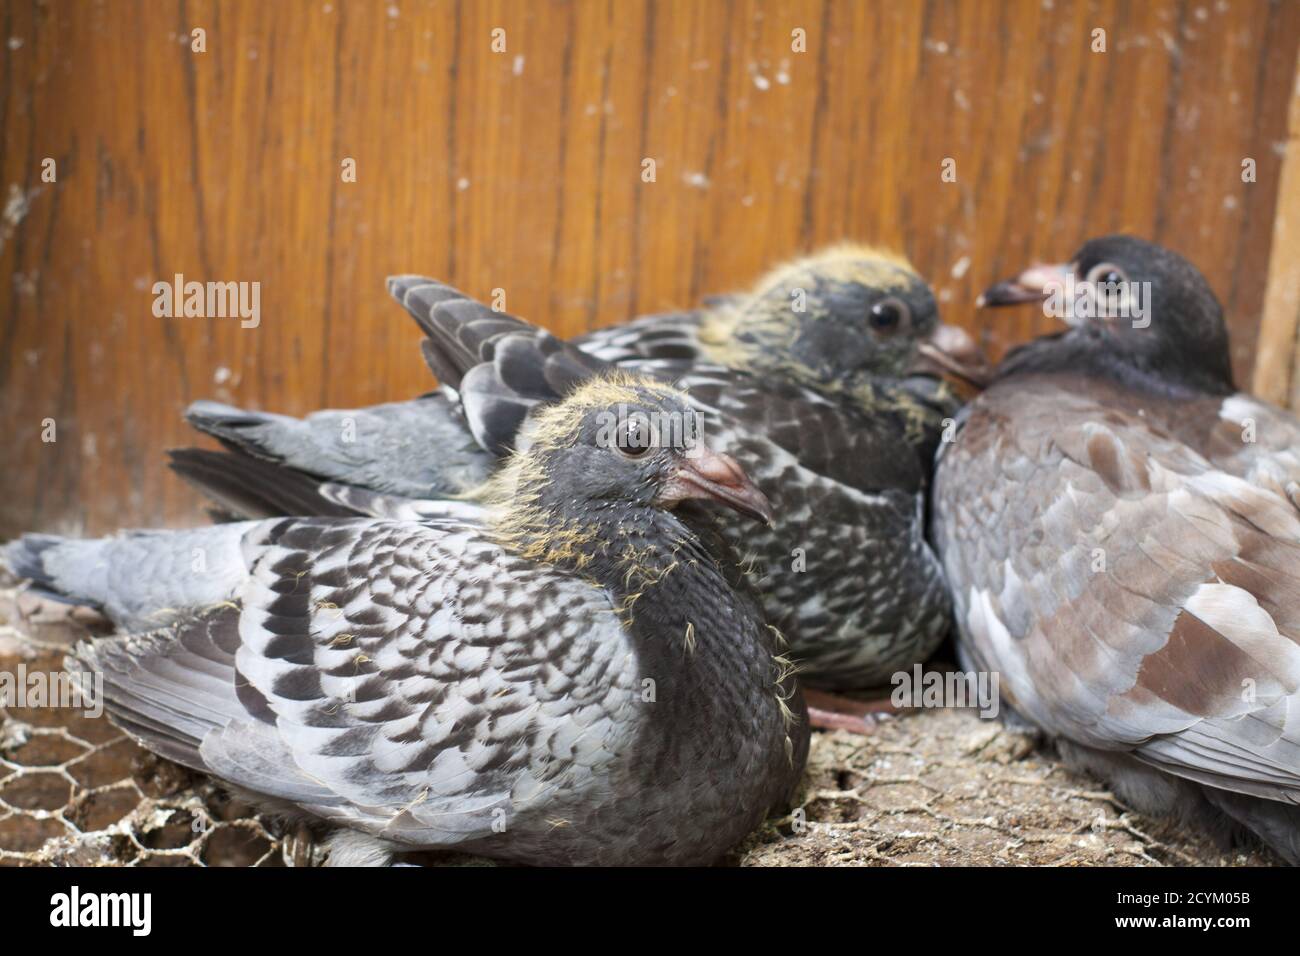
[0,184,41,257]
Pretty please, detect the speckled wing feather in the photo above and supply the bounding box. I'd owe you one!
[680,369,926,495]
[672,368,946,685]
[68,515,641,847]
[933,374,1300,804]
[457,329,610,455]
[386,276,609,454]
[572,310,708,364]
[385,277,525,386]
[386,277,604,393]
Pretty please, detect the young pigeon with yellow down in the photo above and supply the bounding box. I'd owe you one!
[6,376,808,866]
[174,248,988,725]
[934,235,1300,862]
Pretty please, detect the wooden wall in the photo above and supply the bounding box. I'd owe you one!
[2,0,1298,537]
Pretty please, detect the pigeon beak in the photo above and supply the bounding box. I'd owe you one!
[910,322,992,389]
[660,447,775,526]
[976,263,1071,308]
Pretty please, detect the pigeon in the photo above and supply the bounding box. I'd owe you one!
[5,375,808,866]
[933,234,1300,862]
[179,246,981,500]
[174,247,989,711]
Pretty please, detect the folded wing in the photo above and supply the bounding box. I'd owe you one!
[934,378,1300,805]
[73,516,640,845]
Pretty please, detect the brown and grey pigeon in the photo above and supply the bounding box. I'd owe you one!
[6,375,808,866]
[934,235,1300,862]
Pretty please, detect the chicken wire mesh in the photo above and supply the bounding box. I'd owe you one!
[0,576,297,867]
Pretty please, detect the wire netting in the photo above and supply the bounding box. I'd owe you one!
[0,578,301,867]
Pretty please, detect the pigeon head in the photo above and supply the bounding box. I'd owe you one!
[488,374,773,567]
[979,234,1235,395]
[699,244,989,395]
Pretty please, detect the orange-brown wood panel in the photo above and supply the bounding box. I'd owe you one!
[2,0,1298,536]
[1253,43,1300,407]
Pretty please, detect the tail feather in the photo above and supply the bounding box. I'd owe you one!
[3,533,117,615]
[386,275,532,388]
[3,534,64,592]
[1203,786,1300,864]
[459,330,611,455]
[386,274,613,455]
[184,400,288,459]
[168,448,359,520]
[4,524,253,632]
[2,535,88,607]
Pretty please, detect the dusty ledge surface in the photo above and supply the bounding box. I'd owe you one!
[737,708,1276,866]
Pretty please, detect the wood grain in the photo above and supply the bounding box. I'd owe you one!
[1252,42,1300,407]
[2,0,1298,536]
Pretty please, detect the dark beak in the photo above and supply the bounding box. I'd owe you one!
[659,447,775,526]
[976,263,1071,308]
[910,322,992,389]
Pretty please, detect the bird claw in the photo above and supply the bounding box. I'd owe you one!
[803,689,901,735]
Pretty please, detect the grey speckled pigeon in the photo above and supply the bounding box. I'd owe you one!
[6,376,807,866]
[174,247,989,708]
[934,235,1300,862]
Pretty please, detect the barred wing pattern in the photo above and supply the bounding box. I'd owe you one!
[77,516,643,849]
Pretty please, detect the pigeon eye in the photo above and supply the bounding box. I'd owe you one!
[1085,262,1127,286]
[614,417,655,459]
[868,297,910,333]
